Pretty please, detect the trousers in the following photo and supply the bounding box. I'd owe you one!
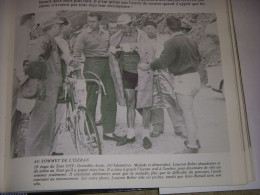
[151,107,186,133]
[83,57,117,134]
[25,86,59,156]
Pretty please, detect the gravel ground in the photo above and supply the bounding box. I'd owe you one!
[46,102,186,155]
[13,87,229,157]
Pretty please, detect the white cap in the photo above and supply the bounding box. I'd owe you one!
[181,18,192,30]
[117,14,132,25]
[41,17,64,29]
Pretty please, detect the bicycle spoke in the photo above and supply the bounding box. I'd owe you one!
[64,79,102,155]
[74,107,102,155]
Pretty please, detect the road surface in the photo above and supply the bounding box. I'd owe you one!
[54,87,229,155]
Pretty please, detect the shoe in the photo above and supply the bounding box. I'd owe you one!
[151,129,163,137]
[184,140,201,149]
[143,137,152,149]
[116,136,135,146]
[112,133,126,142]
[51,152,63,156]
[103,133,126,142]
[96,118,103,126]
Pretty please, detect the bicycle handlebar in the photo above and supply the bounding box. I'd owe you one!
[66,71,107,96]
[84,79,107,96]
[84,71,107,96]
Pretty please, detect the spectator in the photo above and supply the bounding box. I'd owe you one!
[24,17,65,156]
[143,20,187,138]
[141,16,201,153]
[72,12,122,142]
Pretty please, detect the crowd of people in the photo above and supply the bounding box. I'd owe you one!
[12,11,201,157]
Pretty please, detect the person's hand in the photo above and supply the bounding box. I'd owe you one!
[109,46,117,54]
[67,67,83,80]
[66,65,74,76]
[130,43,138,51]
[70,60,78,68]
[74,69,83,80]
[23,60,30,74]
[138,62,151,71]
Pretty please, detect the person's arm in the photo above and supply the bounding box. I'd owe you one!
[56,37,72,66]
[40,35,52,60]
[150,38,177,70]
[15,27,29,83]
[72,32,85,70]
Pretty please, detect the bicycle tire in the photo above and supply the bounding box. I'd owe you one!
[75,106,102,155]
[66,102,77,146]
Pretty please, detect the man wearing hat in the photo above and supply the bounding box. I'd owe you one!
[24,17,65,156]
[72,12,120,142]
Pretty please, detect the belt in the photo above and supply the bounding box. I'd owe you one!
[85,56,109,59]
[174,67,197,76]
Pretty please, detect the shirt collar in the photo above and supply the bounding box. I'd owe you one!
[170,31,183,38]
[86,26,104,34]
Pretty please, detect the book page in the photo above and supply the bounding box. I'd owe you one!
[4,0,249,192]
[160,0,260,193]
[0,0,15,192]
[0,1,7,192]
[228,0,255,182]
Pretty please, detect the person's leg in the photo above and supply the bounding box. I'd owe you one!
[86,82,99,129]
[116,88,136,146]
[124,89,136,129]
[142,107,151,130]
[167,105,187,137]
[151,108,164,137]
[142,107,152,149]
[176,93,198,149]
[101,66,117,135]
[25,87,59,156]
[95,93,103,126]
[51,103,66,155]
[84,59,104,134]
[11,73,22,157]
[11,110,22,157]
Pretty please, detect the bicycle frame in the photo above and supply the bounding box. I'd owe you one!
[64,71,105,155]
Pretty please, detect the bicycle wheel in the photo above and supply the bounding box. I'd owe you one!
[66,102,77,149]
[75,106,102,155]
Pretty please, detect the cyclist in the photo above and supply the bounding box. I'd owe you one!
[110,14,153,149]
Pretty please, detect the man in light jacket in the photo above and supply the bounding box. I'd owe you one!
[24,17,64,156]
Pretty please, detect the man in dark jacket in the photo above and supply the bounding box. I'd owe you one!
[140,16,201,153]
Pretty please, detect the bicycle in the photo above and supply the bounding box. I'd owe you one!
[62,71,106,155]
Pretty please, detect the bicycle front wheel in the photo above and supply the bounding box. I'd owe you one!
[75,106,102,155]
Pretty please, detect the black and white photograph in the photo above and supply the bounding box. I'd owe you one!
[11,10,229,158]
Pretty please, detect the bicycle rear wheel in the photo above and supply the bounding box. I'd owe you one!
[66,102,77,147]
[75,106,102,155]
